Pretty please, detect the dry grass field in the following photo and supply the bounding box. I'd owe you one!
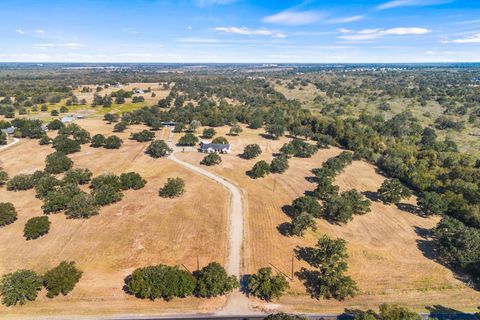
[0,119,229,318]
[175,125,480,313]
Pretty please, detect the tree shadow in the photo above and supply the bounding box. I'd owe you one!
[277,222,293,236]
[239,274,250,296]
[415,226,480,291]
[259,133,277,140]
[396,202,424,216]
[426,305,478,319]
[362,191,380,202]
[295,268,322,299]
[304,176,318,183]
[122,275,132,295]
[294,246,318,267]
[304,189,316,197]
[281,205,295,219]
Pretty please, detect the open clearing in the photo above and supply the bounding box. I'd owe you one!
[175,125,480,313]
[0,119,229,318]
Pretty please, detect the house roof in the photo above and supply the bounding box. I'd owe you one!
[200,143,230,150]
[1,126,15,134]
[61,116,75,122]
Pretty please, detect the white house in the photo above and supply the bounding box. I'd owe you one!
[61,116,75,123]
[199,142,231,154]
[1,126,15,135]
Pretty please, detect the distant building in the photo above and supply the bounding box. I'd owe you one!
[161,121,176,127]
[199,142,231,154]
[61,116,75,123]
[134,89,144,94]
[1,126,15,135]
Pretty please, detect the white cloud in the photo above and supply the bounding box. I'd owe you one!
[177,37,219,43]
[194,0,236,7]
[215,27,286,38]
[16,29,25,34]
[377,0,452,10]
[339,27,430,40]
[262,10,322,26]
[122,28,140,34]
[36,29,45,34]
[33,43,83,50]
[447,33,480,44]
[327,15,365,24]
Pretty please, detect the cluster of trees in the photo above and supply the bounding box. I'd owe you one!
[91,134,123,149]
[125,262,238,301]
[130,130,155,142]
[296,235,358,300]
[52,123,91,154]
[280,139,318,158]
[0,261,82,306]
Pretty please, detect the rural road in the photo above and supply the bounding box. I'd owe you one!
[0,138,19,152]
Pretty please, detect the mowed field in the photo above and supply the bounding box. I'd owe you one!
[175,125,480,313]
[0,119,229,318]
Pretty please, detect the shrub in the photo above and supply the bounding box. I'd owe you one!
[131,130,155,142]
[39,135,51,145]
[242,144,262,159]
[104,135,123,149]
[52,135,81,154]
[63,168,92,185]
[270,155,289,174]
[66,192,99,218]
[212,136,229,144]
[126,264,196,301]
[200,153,222,166]
[379,304,421,320]
[264,314,308,320]
[202,128,216,139]
[159,177,185,198]
[113,121,128,132]
[45,152,73,174]
[48,120,66,131]
[196,262,239,298]
[247,267,289,301]
[249,160,270,179]
[6,174,35,191]
[0,270,42,306]
[35,175,61,199]
[43,261,82,298]
[90,134,106,147]
[229,125,242,136]
[103,113,119,123]
[0,202,17,227]
[0,169,8,187]
[178,133,199,146]
[51,109,59,116]
[146,140,172,158]
[24,216,50,240]
[120,172,146,190]
[42,183,82,214]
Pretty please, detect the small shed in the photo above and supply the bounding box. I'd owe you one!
[1,126,15,135]
[61,116,75,123]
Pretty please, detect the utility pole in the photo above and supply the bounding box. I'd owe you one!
[291,253,294,281]
[197,255,200,273]
[273,176,277,192]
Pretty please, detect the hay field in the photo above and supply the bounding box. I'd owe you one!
[0,119,229,318]
[175,125,480,313]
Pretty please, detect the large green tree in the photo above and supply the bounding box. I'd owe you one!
[0,270,43,306]
[247,267,289,301]
[196,262,238,298]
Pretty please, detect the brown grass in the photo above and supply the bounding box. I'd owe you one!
[175,125,480,313]
[0,119,229,318]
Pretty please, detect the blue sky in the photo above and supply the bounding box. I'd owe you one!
[0,0,479,63]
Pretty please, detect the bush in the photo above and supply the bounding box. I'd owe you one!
[120,172,146,190]
[264,314,308,320]
[39,135,51,145]
[131,130,155,142]
[6,174,35,191]
[159,178,185,198]
[146,140,172,158]
[270,155,289,174]
[35,175,61,199]
[247,267,289,301]
[196,262,238,298]
[202,128,216,139]
[0,270,42,306]
[90,134,106,147]
[229,125,242,136]
[66,192,99,218]
[0,202,17,227]
[113,121,128,132]
[178,133,199,146]
[52,135,81,154]
[24,216,50,240]
[42,183,82,214]
[212,136,229,144]
[126,264,196,301]
[43,261,82,298]
[280,139,318,158]
[0,169,8,187]
[377,179,412,204]
[200,153,222,166]
[51,109,59,116]
[249,160,270,179]
[103,113,119,123]
[104,135,123,149]
[378,303,421,320]
[63,168,92,185]
[45,152,73,174]
[47,119,65,130]
[242,144,262,159]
